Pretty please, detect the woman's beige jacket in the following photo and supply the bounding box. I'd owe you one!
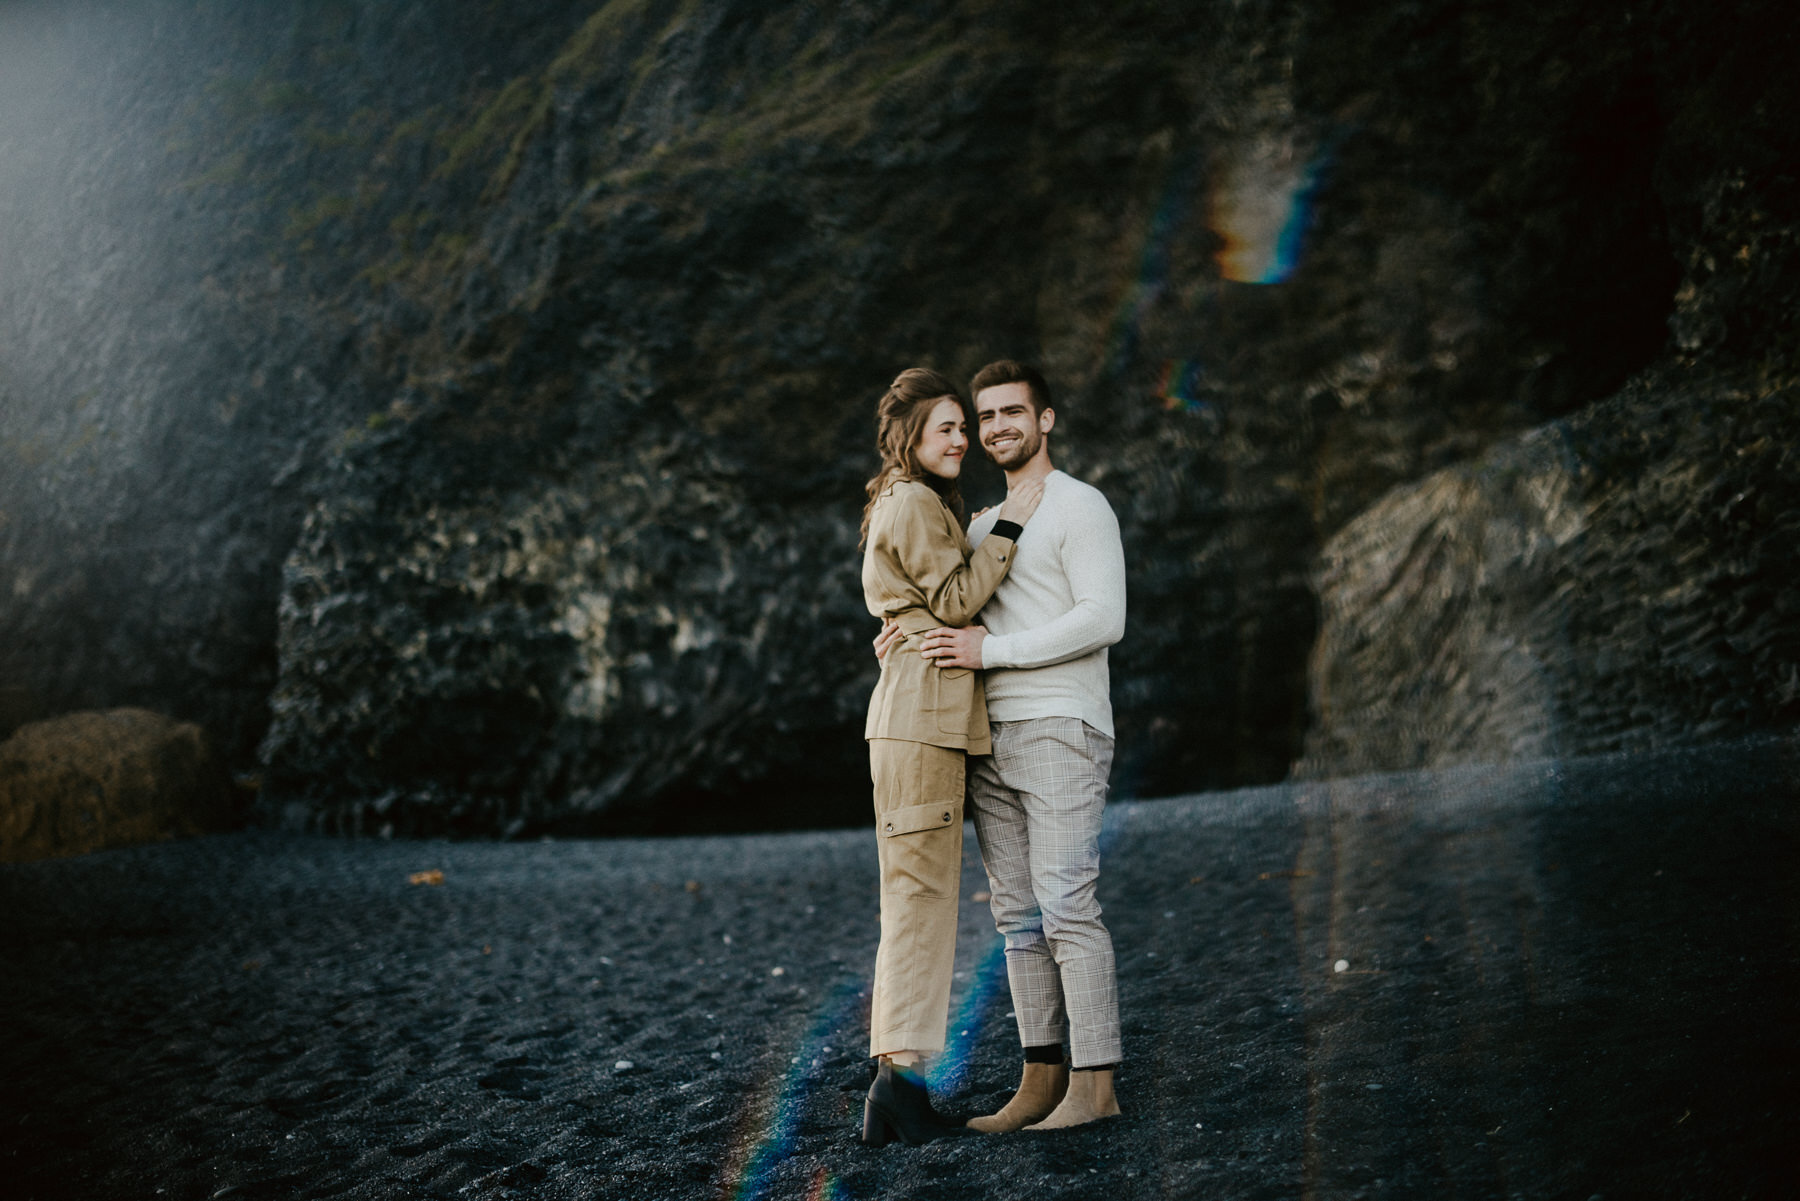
[862,478,1017,754]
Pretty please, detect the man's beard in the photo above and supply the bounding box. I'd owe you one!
[984,426,1040,469]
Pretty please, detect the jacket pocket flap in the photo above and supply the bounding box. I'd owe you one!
[880,801,960,837]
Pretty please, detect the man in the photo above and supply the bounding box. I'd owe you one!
[894,359,1128,1131]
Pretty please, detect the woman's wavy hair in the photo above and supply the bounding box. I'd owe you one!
[858,367,968,549]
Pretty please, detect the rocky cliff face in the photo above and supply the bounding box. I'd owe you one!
[3,0,1794,833]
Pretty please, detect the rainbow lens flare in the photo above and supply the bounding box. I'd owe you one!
[804,1165,849,1201]
[1209,138,1330,284]
[1158,357,1209,414]
[925,935,1010,1095]
[1102,168,1198,374]
[718,978,864,1201]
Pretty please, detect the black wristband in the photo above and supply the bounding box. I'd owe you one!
[990,519,1024,542]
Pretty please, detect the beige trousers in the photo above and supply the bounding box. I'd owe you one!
[867,738,965,1058]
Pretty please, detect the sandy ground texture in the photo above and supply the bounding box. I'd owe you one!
[3,738,1796,1200]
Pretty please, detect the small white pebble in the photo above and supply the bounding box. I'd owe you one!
[614,1060,634,1072]
[722,934,732,945]
[1164,911,1175,918]
[770,966,785,977]
[1334,959,1349,973]
[600,956,614,966]
[711,1051,722,1060]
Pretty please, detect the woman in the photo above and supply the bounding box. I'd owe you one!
[857,367,1043,1146]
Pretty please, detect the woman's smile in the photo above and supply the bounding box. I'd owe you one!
[914,396,970,479]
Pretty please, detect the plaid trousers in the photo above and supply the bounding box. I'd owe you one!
[968,717,1121,1068]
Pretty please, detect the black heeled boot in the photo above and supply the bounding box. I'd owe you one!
[860,1060,961,1146]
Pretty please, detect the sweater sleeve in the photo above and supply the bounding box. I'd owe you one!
[980,489,1125,669]
[884,486,1016,628]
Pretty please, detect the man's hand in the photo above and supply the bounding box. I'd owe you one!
[920,624,986,670]
[872,617,901,661]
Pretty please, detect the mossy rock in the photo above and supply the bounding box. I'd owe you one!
[0,709,237,862]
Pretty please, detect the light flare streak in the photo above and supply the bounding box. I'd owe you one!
[717,977,863,1201]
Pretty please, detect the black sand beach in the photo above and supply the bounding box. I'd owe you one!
[4,739,1796,1200]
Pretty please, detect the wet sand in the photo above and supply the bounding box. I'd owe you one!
[3,739,1796,1200]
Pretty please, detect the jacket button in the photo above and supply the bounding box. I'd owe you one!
[884,822,893,832]
[942,811,951,822]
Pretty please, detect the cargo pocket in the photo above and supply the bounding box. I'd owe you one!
[869,739,965,900]
[880,801,960,837]
[881,801,964,899]
[934,667,973,737]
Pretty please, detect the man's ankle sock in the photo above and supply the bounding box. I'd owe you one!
[1023,1043,1064,1065]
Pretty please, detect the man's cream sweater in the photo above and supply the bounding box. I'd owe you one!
[967,469,1126,738]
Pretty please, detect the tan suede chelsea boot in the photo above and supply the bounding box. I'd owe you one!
[1023,1067,1120,1130]
[966,1061,1070,1133]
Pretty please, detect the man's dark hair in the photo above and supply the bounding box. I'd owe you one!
[970,359,1054,416]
